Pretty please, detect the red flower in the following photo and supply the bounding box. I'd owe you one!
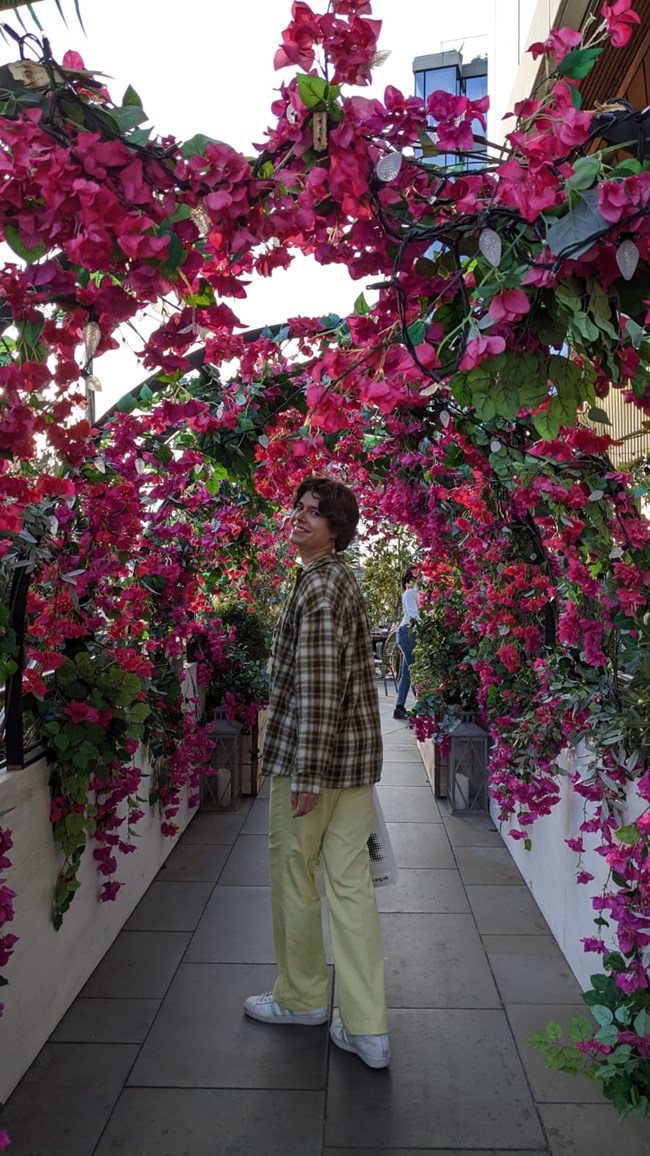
[601,0,641,47]
[488,289,530,324]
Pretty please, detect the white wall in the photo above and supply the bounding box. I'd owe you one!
[0,675,201,1101]
[487,0,539,145]
[490,745,644,990]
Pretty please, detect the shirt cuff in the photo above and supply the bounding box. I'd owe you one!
[290,773,322,795]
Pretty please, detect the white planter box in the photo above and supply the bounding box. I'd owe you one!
[0,675,201,1101]
[417,737,644,991]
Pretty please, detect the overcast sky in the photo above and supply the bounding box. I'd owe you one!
[5,0,491,409]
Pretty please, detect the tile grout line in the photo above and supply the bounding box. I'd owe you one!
[89,819,245,1156]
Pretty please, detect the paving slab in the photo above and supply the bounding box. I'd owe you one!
[442,814,503,846]
[95,1088,325,1156]
[483,935,583,1004]
[325,1008,546,1150]
[324,1151,548,1155]
[376,868,470,914]
[454,844,525,885]
[156,840,231,881]
[51,997,160,1044]
[186,885,275,963]
[540,1103,650,1156]
[125,880,214,932]
[380,762,430,786]
[387,822,455,869]
[128,963,330,1089]
[240,794,269,834]
[81,930,191,999]
[2,1042,138,1156]
[182,809,249,844]
[374,784,442,823]
[218,832,270,886]
[505,1003,603,1103]
[466,884,549,934]
[381,913,500,1008]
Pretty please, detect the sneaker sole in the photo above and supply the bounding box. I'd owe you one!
[330,1025,391,1068]
[244,1006,329,1026]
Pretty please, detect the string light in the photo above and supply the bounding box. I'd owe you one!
[375,151,403,182]
[83,320,101,359]
[616,238,640,281]
[478,228,502,268]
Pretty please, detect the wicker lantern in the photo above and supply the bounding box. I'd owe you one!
[448,714,489,814]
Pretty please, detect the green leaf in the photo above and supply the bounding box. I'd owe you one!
[3,222,46,263]
[528,1031,549,1052]
[139,383,154,405]
[122,84,143,107]
[633,1009,650,1036]
[117,392,139,414]
[558,46,603,79]
[181,133,220,158]
[354,292,371,316]
[568,1016,594,1043]
[548,354,582,402]
[566,154,601,192]
[595,1024,620,1047]
[296,73,329,108]
[568,83,583,110]
[110,104,148,132]
[592,1005,614,1027]
[406,320,427,347]
[161,229,184,274]
[614,823,640,845]
[588,407,612,426]
[546,1020,563,1042]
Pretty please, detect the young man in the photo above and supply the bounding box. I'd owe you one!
[244,475,390,1069]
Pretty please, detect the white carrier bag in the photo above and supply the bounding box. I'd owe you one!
[367,786,399,887]
[315,786,399,893]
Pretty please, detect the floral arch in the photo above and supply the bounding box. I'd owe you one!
[0,0,649,1120]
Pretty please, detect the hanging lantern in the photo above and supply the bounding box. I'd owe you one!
[376,151,403,182]
[616,239,640,281]
[448,714,490,814]
[478,227,502,268]
[202,710,243,810]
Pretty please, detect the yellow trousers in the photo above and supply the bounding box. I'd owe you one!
[269,775,388,1036]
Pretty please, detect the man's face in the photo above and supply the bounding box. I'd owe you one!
[289,490,334,560]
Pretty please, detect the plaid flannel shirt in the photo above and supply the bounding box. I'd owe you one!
[262,555,383,793]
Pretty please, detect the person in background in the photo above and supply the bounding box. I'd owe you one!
[244,475,390,1070]
[393,566,420,720]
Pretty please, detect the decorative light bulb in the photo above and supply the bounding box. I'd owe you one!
[375,151,403,182]
[478,228,502,268]
[490,439,502,453]
[616,239,639,281]
[85,375,102,392]
[440,409,451,428]
[83,320,101,358]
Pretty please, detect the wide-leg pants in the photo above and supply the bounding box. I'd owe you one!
[269,775,388,1036]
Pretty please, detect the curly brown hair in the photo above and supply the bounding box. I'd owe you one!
[292,476,359,552]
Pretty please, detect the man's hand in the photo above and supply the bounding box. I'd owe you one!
[291,791,320,818]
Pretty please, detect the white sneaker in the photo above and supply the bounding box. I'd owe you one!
[244,992,328,1025]
[330,1016,391,1068]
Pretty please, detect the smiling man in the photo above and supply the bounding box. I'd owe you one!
[244,475,390,1069]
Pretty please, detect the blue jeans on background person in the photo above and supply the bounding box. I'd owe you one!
[396,624,416,708]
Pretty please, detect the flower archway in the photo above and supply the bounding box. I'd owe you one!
[0,0,649,1120]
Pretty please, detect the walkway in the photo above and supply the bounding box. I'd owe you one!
[4,692,650,1155]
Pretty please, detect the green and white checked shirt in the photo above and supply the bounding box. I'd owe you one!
[262,555,383,793]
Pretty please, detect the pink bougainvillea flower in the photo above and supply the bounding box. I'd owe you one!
[601,0,641,47]
[0,1129,11,1150]
[459,334,506,370]
[528,26,582,61]
[488,289,530,324]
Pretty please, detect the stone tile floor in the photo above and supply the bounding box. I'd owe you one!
[3,691,650,1155]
